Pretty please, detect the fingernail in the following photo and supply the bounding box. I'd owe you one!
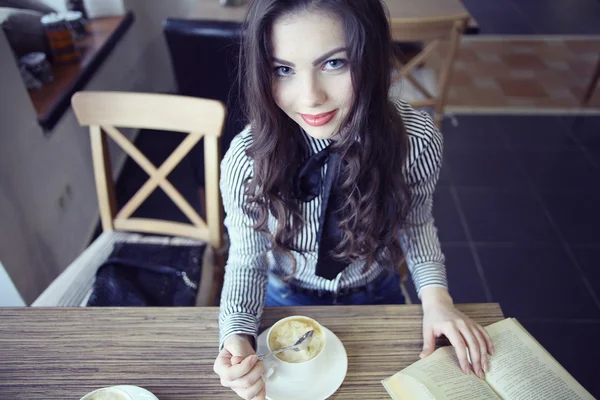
[484,362,489,372]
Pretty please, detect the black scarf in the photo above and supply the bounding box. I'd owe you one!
[294,145,347,280]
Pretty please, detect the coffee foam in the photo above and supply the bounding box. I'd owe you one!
[82,388,131,400]
[268,317,325,363]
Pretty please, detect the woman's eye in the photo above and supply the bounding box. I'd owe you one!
[274,66,293,77]
[323,59,347,70]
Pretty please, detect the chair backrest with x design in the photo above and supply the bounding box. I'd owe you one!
[390,14,470,128]
[71,91,225,250]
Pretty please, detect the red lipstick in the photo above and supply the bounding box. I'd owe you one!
[300,109,338,127]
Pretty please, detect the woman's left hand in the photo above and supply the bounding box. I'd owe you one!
[419,287,495,379]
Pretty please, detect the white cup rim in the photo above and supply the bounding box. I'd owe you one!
[80,386,133,400]
[266,315,327,365]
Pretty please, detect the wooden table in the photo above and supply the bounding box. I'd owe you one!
[191,0,478,31]
[0,304,503,399]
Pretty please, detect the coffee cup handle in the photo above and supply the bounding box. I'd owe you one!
[262,357,277,381]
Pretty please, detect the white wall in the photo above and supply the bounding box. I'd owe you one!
[0,20,146,303]
[0,0,211,304]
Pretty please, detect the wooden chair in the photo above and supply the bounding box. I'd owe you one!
[32,92,226,307]
[581,53,600,107]
[398,259,412,304]
[390,14,470,128]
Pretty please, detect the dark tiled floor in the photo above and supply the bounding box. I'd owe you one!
[499,117,580,151]
[456,187,561,245]
[541,189,600,245]
[433,188,467,243]
[417,117,600,323]
[515,150,599,190]
[444,150,526,187]
[572,247,600,296]
[410,114,599,396]
[462,0,600,34]
[479,245,600,320]
[564,117,600,149]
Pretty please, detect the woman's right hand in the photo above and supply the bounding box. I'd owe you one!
[214,334,266,400]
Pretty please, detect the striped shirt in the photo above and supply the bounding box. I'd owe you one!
[218,100,447,346]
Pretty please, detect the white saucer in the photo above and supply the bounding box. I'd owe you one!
[257,327,348,400]
[112,386,158,400]
[80,385,158,400]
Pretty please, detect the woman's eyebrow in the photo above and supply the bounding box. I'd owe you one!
[272,47,348,67]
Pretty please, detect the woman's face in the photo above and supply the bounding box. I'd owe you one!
[270,10,354,140]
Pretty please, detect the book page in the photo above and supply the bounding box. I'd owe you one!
[382,372,436,400]
[400,346,502,400]
[484,318,595,400]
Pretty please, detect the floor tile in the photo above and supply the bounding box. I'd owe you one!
[502,53,546,69]
[541,189,600,245]
[437,162,452,187]
[478,246,600,319]
[457,188,559,244]
[436,37,600,110]
[433,188,466,243]
[445,150,527,188]
[571,248,600,299]
[442,116,506,151]
[562,116,600,149]
[445,247,490,304]
[497,116,579,151]
[404,246,488,304]
[589,148,600,168]
[519,321,600,397]
[497,78,548,98]
[514,150,599,189]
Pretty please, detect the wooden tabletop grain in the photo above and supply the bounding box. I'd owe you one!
[0,304,503,399]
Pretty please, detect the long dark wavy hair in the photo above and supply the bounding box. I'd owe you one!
[239,0,411,273]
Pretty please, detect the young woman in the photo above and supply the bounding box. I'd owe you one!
[213,1,494,399]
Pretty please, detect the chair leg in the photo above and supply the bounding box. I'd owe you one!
[398,259,413,304]
[209,252,226,306]
[434,113,444,130]
[582,55,600,107]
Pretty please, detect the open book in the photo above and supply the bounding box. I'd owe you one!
[382,318,595,400]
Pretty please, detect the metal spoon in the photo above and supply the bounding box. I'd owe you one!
[257,330,314,361]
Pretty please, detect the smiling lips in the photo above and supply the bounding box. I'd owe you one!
[299,109,338,127]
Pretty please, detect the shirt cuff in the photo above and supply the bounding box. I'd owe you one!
[219,312,260,350]
[410,261,448,298]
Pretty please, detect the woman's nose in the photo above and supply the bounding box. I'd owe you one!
[300,75,327,108]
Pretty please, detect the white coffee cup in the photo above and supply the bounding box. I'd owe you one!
[80,385,158,400]
[265,315,327,378]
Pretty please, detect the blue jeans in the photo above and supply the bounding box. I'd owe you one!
[265,271,405,306]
